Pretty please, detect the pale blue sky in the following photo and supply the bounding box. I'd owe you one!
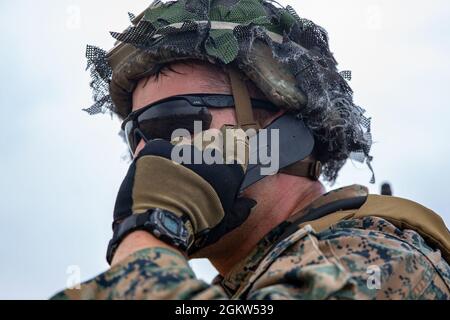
[0,0,449,299]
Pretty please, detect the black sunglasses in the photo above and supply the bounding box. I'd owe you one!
[122,94,278,154]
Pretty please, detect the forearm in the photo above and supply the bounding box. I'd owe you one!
[112,231,184,266]
[52,243,228,300]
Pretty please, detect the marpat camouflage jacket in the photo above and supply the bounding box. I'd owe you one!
[52,185,450,300]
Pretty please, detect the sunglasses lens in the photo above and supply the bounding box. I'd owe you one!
[138,114,212,141]
[123,96,232,154]
[136,102,213,141]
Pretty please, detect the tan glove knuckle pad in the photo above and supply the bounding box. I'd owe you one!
[132,156,225,234]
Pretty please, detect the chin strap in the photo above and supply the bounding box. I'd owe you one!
[227,67,322,182]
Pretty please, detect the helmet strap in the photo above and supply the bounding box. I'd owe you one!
[227,67,260,131]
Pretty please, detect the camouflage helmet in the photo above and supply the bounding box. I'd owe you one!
[85,0,374,182]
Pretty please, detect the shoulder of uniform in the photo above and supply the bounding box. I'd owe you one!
[365,194,436,215]
[359,194,443,232]
[357,194,450,262]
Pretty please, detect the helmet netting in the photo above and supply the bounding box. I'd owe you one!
[84,0,374,183]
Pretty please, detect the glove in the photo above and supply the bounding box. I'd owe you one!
[112,128,257,257]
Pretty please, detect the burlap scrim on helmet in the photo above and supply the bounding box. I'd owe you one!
[84,0,374,183]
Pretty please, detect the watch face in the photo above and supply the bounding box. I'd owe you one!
[150,209,190,251]
[162,214,179,234]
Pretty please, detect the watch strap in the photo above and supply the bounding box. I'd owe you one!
[106,209,191,265]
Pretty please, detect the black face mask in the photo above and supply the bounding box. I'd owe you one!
[122,94,279,154]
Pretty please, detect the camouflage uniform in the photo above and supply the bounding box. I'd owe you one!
[52,185,450,300]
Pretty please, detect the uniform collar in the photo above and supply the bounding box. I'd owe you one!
[214,184,369,297]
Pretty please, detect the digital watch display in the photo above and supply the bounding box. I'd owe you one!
[107,208,192,264]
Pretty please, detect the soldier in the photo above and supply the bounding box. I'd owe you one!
[53,0,450,300]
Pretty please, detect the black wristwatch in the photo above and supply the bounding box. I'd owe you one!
[106,208,193,265]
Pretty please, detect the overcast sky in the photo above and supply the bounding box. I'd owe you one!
[0,0,449,299]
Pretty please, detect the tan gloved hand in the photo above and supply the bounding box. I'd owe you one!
[112,127,256,255]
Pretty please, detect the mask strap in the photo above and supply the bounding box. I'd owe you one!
[279,158,322,181]
[228,67,322,183]
[227,67,260,131]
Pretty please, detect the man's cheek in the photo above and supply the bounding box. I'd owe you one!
[209,109,237,129]
[134,140,146,158]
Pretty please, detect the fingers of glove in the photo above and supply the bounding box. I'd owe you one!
[172,127,250,172]
[113,140,174,223]
[220,126,249,172]
[137,137,245,207]
[171,129,249,215]
[184,159,244,216]
[220,197,256,235]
